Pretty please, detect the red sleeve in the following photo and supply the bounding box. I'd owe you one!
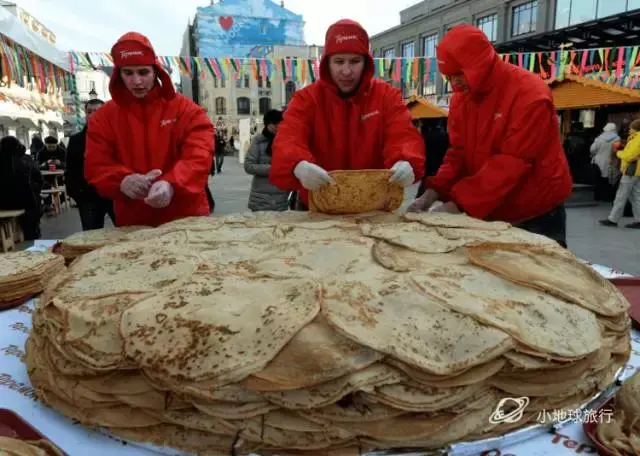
[162,102,214,196]
[381,86,425,182]
[426,94,466,199]
[85,108,134,200]
[449,99,555,219]
[269,90,316,191]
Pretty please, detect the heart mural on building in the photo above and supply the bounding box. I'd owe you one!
[219,16,233,31]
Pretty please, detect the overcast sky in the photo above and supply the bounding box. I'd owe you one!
[14,0,419,55]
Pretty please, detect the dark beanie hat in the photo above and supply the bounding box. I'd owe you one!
[264,109,283,126]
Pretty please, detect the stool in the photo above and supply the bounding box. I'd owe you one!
[41,189,67,216]
[0,210,25,252]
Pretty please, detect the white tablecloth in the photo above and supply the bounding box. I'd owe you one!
[1,241,638,456]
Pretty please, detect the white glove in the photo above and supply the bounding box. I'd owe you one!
[145,169,162,182]
[389,160,415,187]
[293,161,334,191]
[120,174,152,200]
[144,180,174,208]
[407,189,440,213]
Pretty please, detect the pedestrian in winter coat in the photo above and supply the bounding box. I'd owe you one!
[269,19,425,209]
[214,133,226,174]
[600,119,640,229]
[85,32,214,227]
[589,122,619,201]
[38,136,66,168]
[245,109,290,212]
[0,136,42,240]
[408,24,572,247]
[65,98,116,230]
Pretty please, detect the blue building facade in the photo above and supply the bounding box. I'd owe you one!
[195,0,305,58]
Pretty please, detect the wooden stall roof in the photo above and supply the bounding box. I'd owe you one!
[547,74,640,110]
[405,95,448,119]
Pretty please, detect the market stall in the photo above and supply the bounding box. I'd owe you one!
[548,74,640,139]
[0,208,638,456]
[405,95,448,120]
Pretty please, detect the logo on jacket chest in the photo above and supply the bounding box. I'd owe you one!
[361,110,380,122]
[160,118,177,127]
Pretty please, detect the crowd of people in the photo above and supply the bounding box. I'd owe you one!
[0,133,71,240]
[1,20,639,247]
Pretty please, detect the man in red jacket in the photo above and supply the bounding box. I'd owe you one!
[85,32,214,227]
[269,19,425,209]
[408,24,572,247]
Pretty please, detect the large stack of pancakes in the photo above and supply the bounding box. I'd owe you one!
[25,211,632,455]
[0,251,64,309]
[57,226,148,263]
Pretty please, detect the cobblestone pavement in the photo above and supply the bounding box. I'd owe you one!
[36,157,640,275]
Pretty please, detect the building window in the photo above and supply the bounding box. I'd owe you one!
[237,97,250,115]
[258,78,272,89]
[244,74,250,88]
[421,35,437,97]
[402,41,416,97]
[381,48,395,82]
[89,80,96,91]
[512,1,537,37]
[259,97,271,114]
[476,14,497,42]
[285,81,296,105]
[422,33,437,57]
[597,0,627,19]
[402,41,415,59]
[215,97,226,115]
[421,82,436,96]
[555,0,610,28]
[570,0,596,25]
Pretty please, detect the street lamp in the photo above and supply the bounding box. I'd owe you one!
[88,88,98,100]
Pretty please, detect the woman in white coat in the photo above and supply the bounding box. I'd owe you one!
[590,122,620,201]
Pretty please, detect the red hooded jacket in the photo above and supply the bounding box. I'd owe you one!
[428,25,572,223]
[85,32,214,227]
[269,20,425,206]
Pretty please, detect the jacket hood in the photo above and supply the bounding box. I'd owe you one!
[109,32,175,105]
[319,19,374,96]
[599,131,619,142]
[436,24,500,94]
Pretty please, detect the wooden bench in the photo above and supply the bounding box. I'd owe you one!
[0,210,25,252]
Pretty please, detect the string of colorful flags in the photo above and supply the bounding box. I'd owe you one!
[0,35,72,94]
[68,45,640,89]
[3,34,640,96]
